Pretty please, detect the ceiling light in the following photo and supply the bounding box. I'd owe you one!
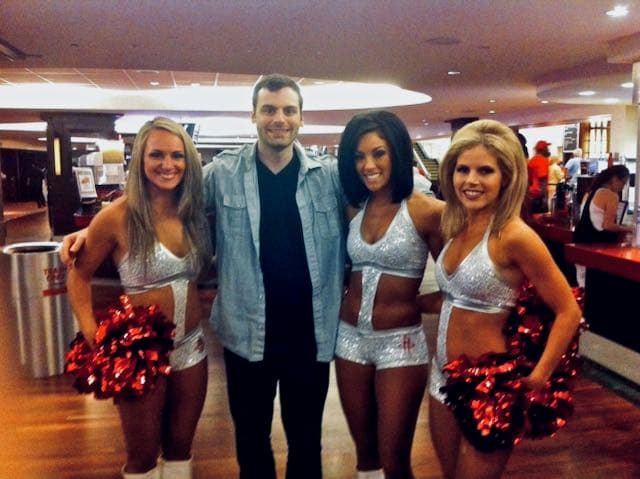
[541,100,549,104]
[149,81,160,86]
[0,121,47,132]
[447,71,461,76]
[190,83,201,87]
[488,110,496,114]
[603,98,620,103]
[489,99,496,103]
[578,90,596,96]
[0,81,430,113]
[621,82,633,88]
[606,5,629,17]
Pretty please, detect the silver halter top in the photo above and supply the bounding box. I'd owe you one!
[117,242,199,339]
[347,199,428,329]
[435,223,519,314]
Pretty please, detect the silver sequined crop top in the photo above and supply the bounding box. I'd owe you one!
[435,224,519,313]
[347,199,428,278]
[117,241,199,294]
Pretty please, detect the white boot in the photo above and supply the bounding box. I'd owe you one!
[357,469,385,479]
[161,457,192,479]
[121,465,160,479]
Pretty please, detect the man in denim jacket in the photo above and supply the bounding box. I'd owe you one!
[203,74,345,479]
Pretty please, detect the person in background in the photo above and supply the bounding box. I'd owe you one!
[515,131,528,159]
[66,117,212,479]
[413,165,434,196]
[27,163,47,207]
[564,148,582,187]
[527,140,551,213]
[573,164,633,286]
[336,110,444,479]
[547,155,564,211]
[426,119,581,478]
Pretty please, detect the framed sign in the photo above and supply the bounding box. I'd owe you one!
[73,167,97,200]
[563,124,578,151]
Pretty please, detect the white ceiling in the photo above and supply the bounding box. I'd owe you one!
[0,0,639,147]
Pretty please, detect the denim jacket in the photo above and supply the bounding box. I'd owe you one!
[203,142,345,362]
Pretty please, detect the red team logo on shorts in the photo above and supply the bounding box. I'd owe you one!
[402,335,414,352]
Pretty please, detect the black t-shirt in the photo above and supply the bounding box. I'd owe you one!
[256,152,316,360]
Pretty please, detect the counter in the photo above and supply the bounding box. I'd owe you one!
[564,243,640,282]
[565,243,640,384]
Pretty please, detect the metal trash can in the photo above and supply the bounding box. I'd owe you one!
[2,241,75,378]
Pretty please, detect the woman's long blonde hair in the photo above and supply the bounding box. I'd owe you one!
[439,119,528,240]
[125,117,211,272]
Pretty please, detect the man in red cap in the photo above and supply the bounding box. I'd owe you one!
[528,140,551,213]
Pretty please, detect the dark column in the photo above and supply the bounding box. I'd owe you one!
[446,116,479,137]
[0,148,5,245]
[42,113,120,236]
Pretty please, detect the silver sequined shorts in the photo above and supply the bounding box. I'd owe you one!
[170,324,207,371]
[335,320,428,370]
[428,359,448,404]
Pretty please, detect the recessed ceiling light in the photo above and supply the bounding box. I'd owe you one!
[578,90,596,96]
[447,71,461,76]
[416,135,422,139]
[606,5,629,17]
[489,99,496,103]
[149,81,160,86]
[541,100,549,104]
[488,110,496,114]
[621,82,633,88]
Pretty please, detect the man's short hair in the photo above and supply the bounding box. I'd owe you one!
[252,74,303,112]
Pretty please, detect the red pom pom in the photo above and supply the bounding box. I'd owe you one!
[442,353,526,452]
[65,295,175,400]
[441,282,586,451]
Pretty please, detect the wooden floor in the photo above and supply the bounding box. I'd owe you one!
[1,205,640,478]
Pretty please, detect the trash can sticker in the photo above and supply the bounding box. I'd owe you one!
[43,265,67,297]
